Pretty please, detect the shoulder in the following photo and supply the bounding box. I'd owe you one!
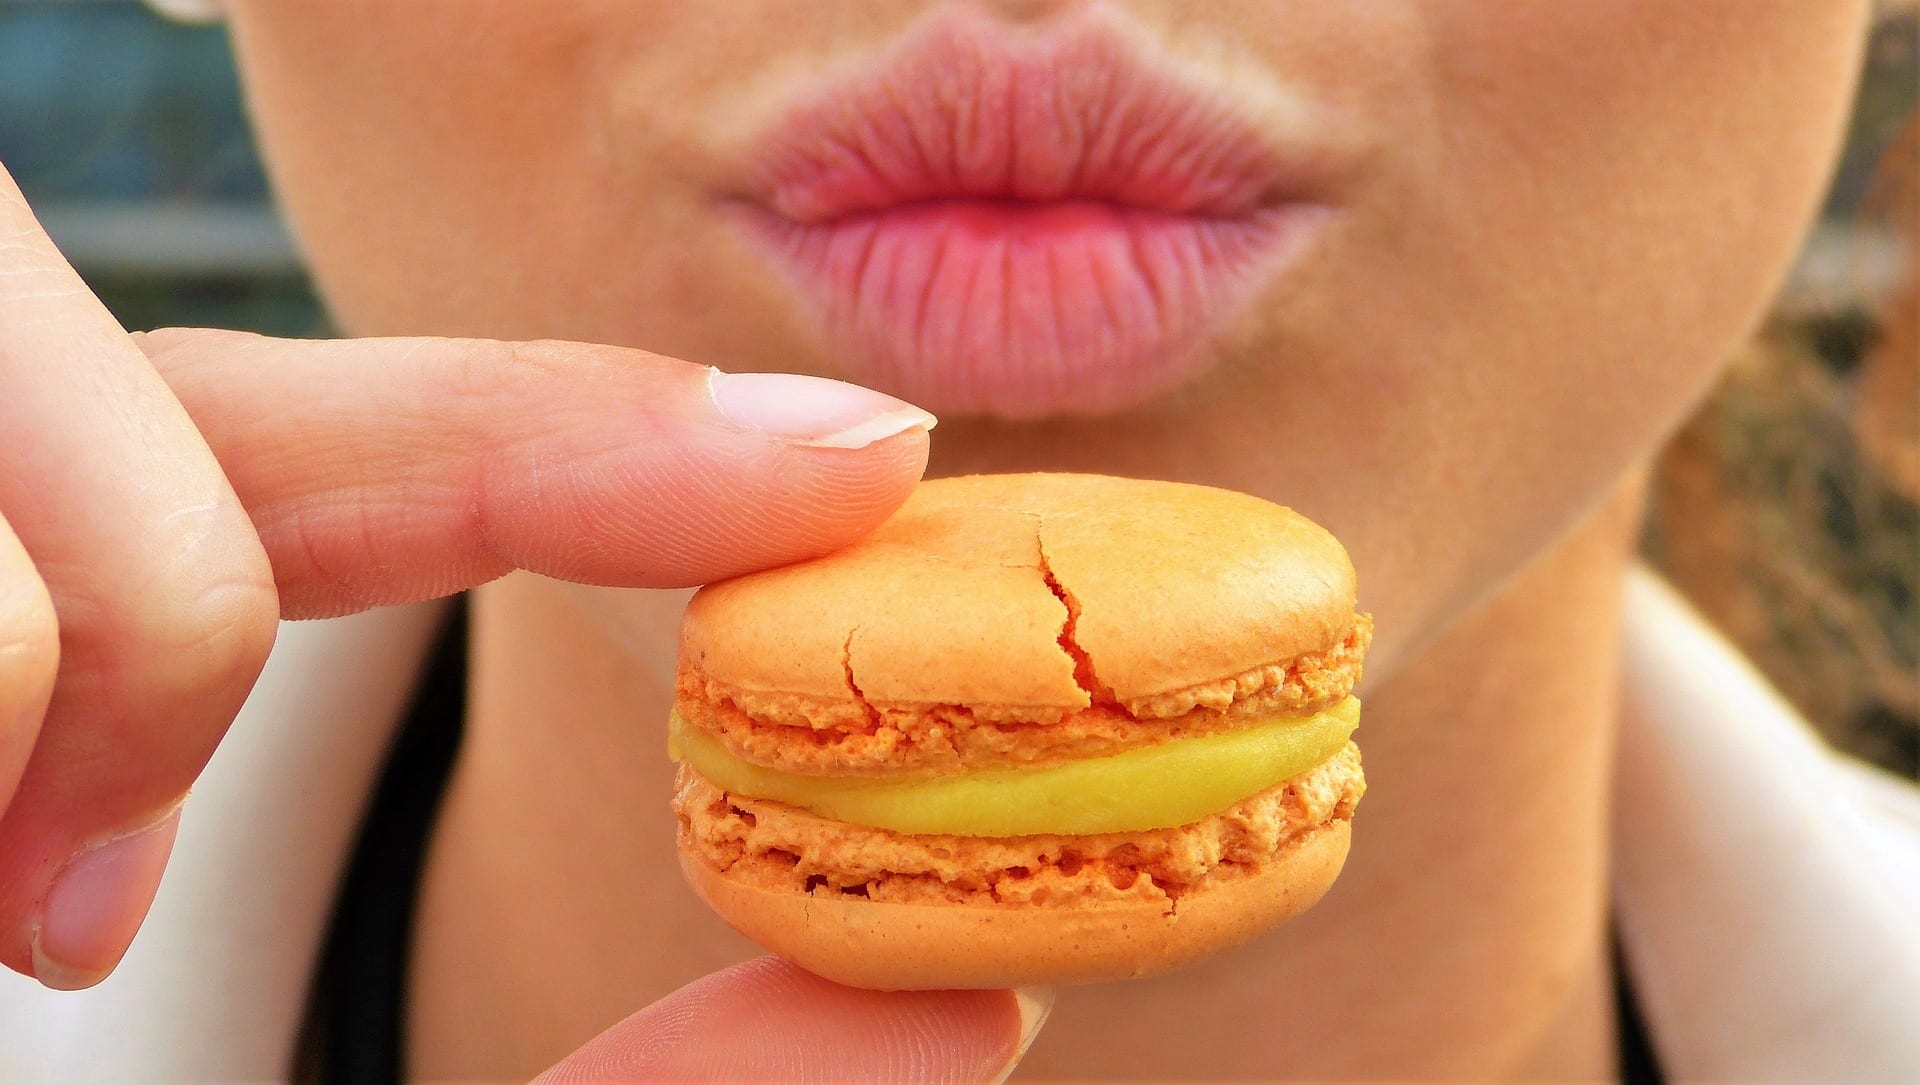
[1615,564,1920,1082]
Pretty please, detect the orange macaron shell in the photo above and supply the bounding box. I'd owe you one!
[680,817,1352,990]
[680,473,1358,721]
[671,473,1369,990]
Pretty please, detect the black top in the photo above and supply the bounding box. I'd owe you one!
[295,600,1666,1084]
[293,603,467,1085]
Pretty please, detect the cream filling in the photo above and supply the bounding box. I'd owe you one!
[668,697,1359,837]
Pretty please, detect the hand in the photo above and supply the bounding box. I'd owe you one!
[0,162,933,990]
[535,957,1051,1084]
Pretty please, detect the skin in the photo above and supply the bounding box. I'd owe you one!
[220,0,1867,1077]
[0,0,1868,1080]
[223,0,1867,683]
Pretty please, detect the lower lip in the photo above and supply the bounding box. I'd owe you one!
[742,199,1327,419]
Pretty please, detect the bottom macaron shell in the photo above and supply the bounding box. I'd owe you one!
[678,819,1350,991]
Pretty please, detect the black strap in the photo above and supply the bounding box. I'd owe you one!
[1615,930,1668,1084]
[292,600,468,1085]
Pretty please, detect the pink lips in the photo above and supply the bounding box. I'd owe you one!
[736,14,1335,418]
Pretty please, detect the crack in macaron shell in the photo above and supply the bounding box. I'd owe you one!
[673,617,1369,777]
[678,476,1359,727]
[1036,526,1118,704]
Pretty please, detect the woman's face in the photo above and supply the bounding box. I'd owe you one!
[226,0,1866,677]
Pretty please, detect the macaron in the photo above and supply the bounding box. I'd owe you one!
[670,473,1370,989]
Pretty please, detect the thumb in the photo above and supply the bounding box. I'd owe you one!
[533,957,1054,1084]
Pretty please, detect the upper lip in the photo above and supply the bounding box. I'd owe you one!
[736,10,1340,225]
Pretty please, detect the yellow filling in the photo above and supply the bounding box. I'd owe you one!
[669,697,1359,837]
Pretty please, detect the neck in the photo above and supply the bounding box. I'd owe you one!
[409,477,1646,1081]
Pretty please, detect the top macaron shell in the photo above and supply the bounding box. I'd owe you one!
[680,473,1357,719]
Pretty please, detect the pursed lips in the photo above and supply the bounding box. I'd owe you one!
[727,11,1344,419]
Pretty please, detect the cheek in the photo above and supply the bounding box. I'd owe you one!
[1296,1,1868,654]
[1418,0,1869,394]
[228,1,757,347]
[228,0,919,362]
[228,2,595,336]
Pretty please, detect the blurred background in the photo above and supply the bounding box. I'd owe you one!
[2,2,1915,777]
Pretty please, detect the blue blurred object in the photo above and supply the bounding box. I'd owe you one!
[0,0,320,331]
[0,1,264,202]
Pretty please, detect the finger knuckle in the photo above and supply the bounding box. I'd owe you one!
[114,545,280,706]
[149,574,281,702]
[0,572,60,700]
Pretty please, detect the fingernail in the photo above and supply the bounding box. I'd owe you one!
[708,369,936,449]
[31,802,184,991]
[990,987,1057,1084]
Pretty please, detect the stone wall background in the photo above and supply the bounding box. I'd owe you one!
[1644,10,1918,777]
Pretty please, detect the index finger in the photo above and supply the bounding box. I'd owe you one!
[138,328,935,618]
